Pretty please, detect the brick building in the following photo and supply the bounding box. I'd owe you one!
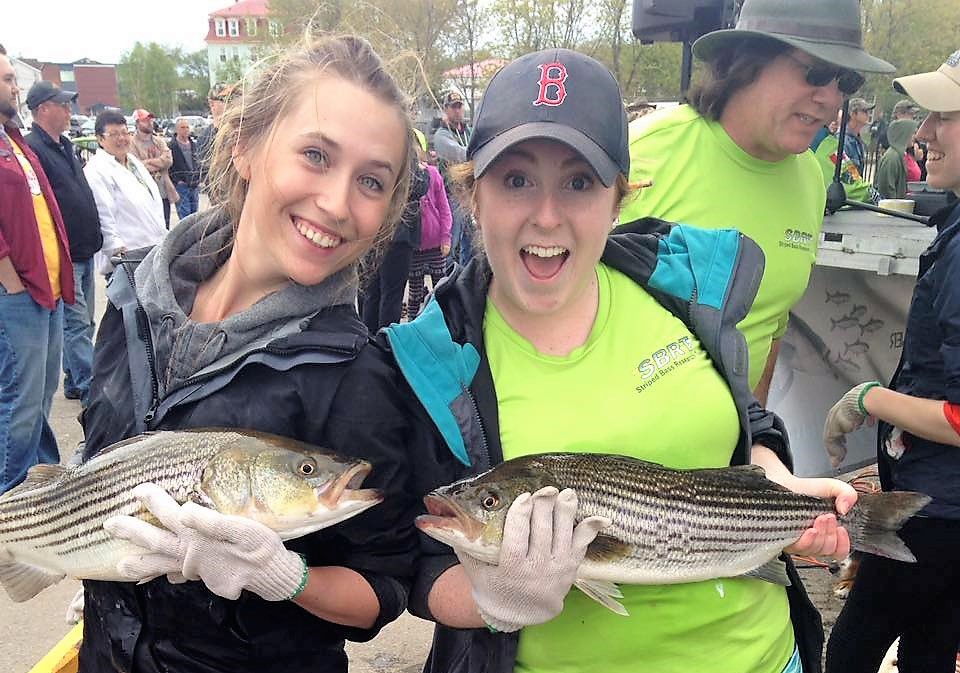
[21,58,119,115]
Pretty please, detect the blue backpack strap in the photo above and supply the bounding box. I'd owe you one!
[383,301,479,467]
[105,264,152,434]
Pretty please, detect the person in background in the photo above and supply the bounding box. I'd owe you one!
[74,35,423,673]
[168,117,202,220]
[626,97,656,122]
[84,109,166,278]
[0,52,75,493]
[196,82,234,193]
[432,91,475,266]
[130,108,177,227]
[824,49,960,673]
[841,97,874,175]
[618,0,894,405]
[406,149,452,319]
[812,97,880,204]
[905,138,924,183]
[360,146,429,331]
[874,116,918,199]
[385,47,855,673]
[24,81,102,406]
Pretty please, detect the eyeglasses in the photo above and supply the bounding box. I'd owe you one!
[785,53,865,96]
[101,131,130,140]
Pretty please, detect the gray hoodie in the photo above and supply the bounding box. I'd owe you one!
[134,207,358,397]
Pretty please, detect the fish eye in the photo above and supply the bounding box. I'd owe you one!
[480,491,500,510]
[298,458,318,476]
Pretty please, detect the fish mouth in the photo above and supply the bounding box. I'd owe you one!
[416,494,484,542]
[319,460,382,507]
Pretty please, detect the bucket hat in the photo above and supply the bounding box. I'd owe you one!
[894,49,960,112]
[467,49,628,187]
[692,0,894,74]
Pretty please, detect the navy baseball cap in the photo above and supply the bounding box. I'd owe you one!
[467,49,629,187]
[26,81,77,111]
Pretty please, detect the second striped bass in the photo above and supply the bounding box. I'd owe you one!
[416,453,930,614]
[0,429,382,602]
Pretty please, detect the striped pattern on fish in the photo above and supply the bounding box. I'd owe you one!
[417,453,931,612]
[0,429,382,602]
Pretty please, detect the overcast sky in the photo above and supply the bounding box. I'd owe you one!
[6,0,231,64]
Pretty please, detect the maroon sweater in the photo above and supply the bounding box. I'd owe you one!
[0,123,74,308]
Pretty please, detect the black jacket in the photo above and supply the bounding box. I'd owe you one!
[168,136,201,187]
[78,254,423,673]
[24,125,102,261]
[383,220,825,673]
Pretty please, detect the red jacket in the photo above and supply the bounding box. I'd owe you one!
[0,123,74,308]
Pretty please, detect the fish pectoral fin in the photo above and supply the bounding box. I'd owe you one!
[0,557,66,602]
[586,534,631,562]
[741,558,791,586]
[574,578,628,616]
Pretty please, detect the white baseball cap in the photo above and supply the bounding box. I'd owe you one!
[893,49,960,112]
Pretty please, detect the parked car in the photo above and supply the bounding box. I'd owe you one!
[179,115,209,136]
[69,115,90,138]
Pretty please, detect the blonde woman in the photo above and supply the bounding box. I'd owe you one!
[76,36,422,673]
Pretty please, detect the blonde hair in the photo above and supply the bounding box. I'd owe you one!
[206,34,414,258]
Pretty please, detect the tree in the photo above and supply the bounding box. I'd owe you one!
[491,0,591,56]
[443,0,492,112]
[170,48,210,114]
[860,0,960,114]
[118,42,179,116]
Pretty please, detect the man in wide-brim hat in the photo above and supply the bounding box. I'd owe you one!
[620,0,894,415]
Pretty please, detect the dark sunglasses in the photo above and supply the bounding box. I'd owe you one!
[786,53,865,96]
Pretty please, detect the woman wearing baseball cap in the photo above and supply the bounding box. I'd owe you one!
[385,49,855,673]
[825,50,960,673]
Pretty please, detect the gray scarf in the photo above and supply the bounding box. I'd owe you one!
[134,207,359,397]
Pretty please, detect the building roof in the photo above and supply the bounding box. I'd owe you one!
[210,0,270,18]
[442,58,508,80]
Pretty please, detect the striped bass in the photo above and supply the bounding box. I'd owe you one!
[416,452,930,614]
[0,429,382,602]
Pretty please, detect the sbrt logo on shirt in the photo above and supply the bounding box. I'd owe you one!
[635,336,698,392]
[779,228,815,251]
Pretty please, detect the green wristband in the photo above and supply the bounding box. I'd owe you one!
[857,381,882,416]
[286,554,310,601]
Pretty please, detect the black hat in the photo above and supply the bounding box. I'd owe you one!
[467,49,628,187]
[692,0,894,74]
[443,91,465,107]
[26,81,77,111]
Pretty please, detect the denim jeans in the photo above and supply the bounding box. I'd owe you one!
[62,257,96,403]
[175,183,201,220]
[0,287,62,493]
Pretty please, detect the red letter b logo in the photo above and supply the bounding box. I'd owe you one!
[533,62,568,107]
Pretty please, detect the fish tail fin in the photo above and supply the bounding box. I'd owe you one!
[843,491,931,562]
[0,556,66,602]
[574,578,628,616]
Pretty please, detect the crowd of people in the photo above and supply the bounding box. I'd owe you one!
[1,0,960,670]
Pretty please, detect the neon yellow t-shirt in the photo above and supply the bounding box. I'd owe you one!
[619,105,825,389]
[10,137,61,299]
[484,264,794,673]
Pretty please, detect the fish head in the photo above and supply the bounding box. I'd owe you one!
[199,433,383,541]
[416,461,557,564]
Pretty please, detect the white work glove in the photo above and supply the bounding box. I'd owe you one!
[456,486,609,633]
[65,587,84,625]
[104,483,307,602]
[823,381,882,468]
